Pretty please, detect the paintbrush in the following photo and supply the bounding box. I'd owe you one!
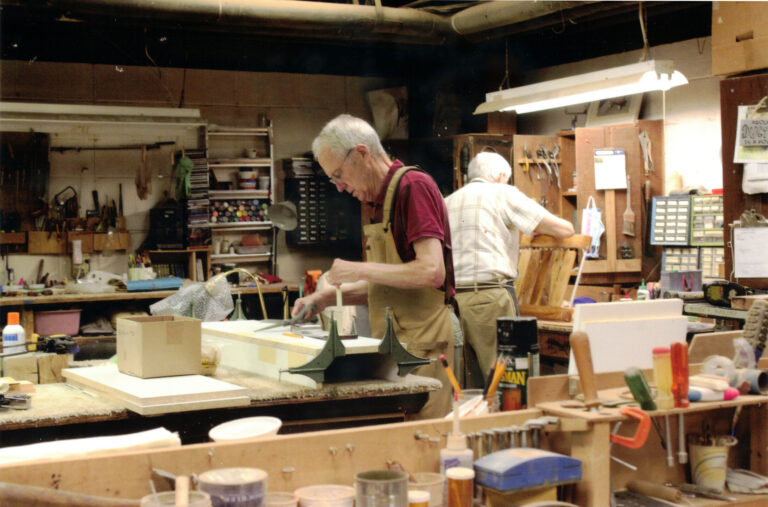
[622,175,636,237]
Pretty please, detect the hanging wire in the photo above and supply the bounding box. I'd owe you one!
[497,38,511,91]
[638,1,650,62]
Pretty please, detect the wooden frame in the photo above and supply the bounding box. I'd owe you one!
[585,94,642,127]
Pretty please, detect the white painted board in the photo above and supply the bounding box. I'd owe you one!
[568,300,688,374]
[63,364,250,415]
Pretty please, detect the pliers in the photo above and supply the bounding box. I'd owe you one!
[550,144,561,189]
[537,145,552,185]
[522,146,534,181]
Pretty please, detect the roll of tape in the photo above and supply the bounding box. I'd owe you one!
[703,355,737,385]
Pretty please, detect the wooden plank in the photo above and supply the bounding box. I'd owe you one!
[732,295,768,310]
[570,421,611,506]
[605,189,617,271]
[0,410,546,498]
[518,304,572,322]
[520,234,592,251]
[688,330,741,364]
[62,365,250,415]
[27,231,66,255]
[37,353,70,384]
[1,353,38,383]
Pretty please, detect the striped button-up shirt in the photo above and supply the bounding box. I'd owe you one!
[446,178,547,285]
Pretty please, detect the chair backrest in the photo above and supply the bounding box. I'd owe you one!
[515,234,591,321]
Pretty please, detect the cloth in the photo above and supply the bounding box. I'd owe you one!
[455,286,517,388]
[446,179,547,284]
[365,166,454,419]
[371,162,455,295]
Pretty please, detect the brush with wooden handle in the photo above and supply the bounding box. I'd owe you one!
[623,175,636,237]
[570,331,601,411]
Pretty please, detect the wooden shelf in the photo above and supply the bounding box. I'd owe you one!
[208,127,269,136]
[207,221,272,231]
[209,190,269,200]
[209,158,271,168]
[211,253,271,264]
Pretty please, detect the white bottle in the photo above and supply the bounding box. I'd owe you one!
[440,395,474,474]
[3,312,26,355]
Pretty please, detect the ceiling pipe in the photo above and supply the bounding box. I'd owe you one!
[2,0,589,45]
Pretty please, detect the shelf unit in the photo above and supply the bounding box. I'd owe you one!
[206,125,276,274]
[146,248,211,281]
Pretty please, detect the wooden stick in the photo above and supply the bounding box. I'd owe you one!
[175,475,189,506]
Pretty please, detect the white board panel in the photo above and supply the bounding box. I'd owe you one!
[572,299,683,325]
[63,365,250,415]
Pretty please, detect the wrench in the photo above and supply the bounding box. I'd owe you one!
[550,144,561,189]
[537,145,552,185]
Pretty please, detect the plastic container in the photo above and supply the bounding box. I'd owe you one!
[34,309,82,336]
[198,467,267,506]
[258,176,270,190]
[209,416,282,442]
[355,470,408,507]
[140,491,212,506]
[3,311,26,354]
[263,492,298,506]
[408,490,430,507]
[294,485,354,507]
[407,473,444,507]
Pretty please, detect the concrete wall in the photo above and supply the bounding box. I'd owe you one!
[516,37,723,194]
[1,61,394,285]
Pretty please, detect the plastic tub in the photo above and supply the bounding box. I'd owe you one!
[294,485,354,507]
[209,416,282,442]
[198,467,267,506]
[140,491,212,506]
[264,492,299,506]
[35,309,82,336]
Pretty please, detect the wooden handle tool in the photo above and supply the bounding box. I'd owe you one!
[570,331,600,411]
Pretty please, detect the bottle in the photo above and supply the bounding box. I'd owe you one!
[440,393,474,475]
[446,467,474,507]
[3,312,26,355]
[653,346,674,410]
[637,279,649,300]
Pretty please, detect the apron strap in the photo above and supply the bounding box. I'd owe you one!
[382,166,417,230]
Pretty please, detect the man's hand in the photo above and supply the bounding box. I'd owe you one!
[291,294,325,320]
[327,258,361,285]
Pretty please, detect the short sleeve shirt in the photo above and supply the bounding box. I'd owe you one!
[370,161,455,293]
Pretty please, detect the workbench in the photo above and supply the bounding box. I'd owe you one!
[0,364,439,447]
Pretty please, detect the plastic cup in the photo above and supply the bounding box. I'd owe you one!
[294,484,354,506]
[355,470,408,507]
[689,443,731,491]
[197,467,267,506]
[140,491,212,506]
[407,473,444,507]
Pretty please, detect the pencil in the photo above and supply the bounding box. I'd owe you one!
[439,354,462,398]
[486,356,507,407]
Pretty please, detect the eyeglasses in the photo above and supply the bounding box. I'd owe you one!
[328,148,354,185]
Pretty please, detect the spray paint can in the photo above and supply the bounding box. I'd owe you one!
[496,317,539,410]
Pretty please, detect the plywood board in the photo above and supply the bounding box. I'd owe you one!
[62,365,249,415]
[568,300,688,374]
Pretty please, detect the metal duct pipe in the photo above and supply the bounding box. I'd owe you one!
[450,1,590,36]
[10,0,453,42]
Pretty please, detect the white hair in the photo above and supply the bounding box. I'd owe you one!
[311,114,385,160]
[467,151,512,182]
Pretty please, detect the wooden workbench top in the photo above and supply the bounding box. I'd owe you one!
[0,366,440,431]
[0,283,298,306]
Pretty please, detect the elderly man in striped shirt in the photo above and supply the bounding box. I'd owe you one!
[446,152,574,389]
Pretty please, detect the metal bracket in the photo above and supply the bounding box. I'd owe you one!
[286,317,346,383]
[377,307,430,376]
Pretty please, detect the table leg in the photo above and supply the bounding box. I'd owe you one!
[570,421,611,505]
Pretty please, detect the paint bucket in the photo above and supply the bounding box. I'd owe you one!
[294,484,355,506]
[140,491,212,506]
[355,470,409,507]
[197,467,268,506]
[263,492,299,506]
[689,442,733,492]
[407,473,444,507]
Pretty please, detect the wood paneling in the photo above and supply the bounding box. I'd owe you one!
[720,73,768,288]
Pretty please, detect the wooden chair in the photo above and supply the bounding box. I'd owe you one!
[515,234,592,322]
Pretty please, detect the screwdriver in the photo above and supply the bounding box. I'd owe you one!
[653,347,675,466]
[625,367,667,451]
[671,342,689,464]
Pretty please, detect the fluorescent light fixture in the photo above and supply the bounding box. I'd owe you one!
[474,59,688,115]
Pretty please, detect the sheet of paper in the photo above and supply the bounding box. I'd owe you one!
[593,149,627,190]
[734,105,768,163]
[734,227,768,278]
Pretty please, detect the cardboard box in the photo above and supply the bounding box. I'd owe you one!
[117,316,201,379]
[712,2,768,76]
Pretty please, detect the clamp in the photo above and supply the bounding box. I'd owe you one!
[610,407,651,449]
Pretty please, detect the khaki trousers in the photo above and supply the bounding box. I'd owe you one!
[455,287,517,389]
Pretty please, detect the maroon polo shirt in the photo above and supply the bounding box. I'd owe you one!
[370,161,455,296]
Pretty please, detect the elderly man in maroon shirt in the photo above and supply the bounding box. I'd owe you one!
[292,114,455,419]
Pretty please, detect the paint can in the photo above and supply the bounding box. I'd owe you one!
[197,467,268,506]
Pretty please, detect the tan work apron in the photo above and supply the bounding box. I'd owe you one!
[364,166,454,419]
